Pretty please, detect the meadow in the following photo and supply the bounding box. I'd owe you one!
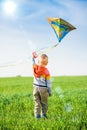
[0,76,87,130]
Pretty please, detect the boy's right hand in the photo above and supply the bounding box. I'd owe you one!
[32,51,38,58]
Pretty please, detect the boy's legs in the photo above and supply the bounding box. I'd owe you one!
[39,88,49,117]
[33,87,41,118]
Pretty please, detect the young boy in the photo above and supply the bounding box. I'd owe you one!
[32,52,52,118]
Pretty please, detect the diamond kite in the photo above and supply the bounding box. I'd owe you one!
[47,17,76,42]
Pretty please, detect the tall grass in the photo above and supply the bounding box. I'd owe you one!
[0,76,87,130]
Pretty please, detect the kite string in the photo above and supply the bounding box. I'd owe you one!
[36,43,59,55]
[0,43,59,68]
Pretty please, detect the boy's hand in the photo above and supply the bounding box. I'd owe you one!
[49,93,52,96]
[32,51,38,58]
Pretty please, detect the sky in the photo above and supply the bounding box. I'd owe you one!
[0,0,87,77]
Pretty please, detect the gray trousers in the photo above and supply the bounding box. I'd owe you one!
[33,87,49,116]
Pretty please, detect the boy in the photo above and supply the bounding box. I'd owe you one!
[32,52,52,118]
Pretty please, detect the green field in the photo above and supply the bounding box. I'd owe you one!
[0,76,87,130]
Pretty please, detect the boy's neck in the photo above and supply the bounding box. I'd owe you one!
[38,63,46,67]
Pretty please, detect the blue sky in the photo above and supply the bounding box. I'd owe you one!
[0,0,87,77]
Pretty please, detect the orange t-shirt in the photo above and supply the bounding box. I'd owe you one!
[33,64,50,79]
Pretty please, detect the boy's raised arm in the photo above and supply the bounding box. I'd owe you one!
[32,51,38,65]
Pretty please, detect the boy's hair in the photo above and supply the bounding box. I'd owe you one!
[40,54,48,59]
[38,54,48,66]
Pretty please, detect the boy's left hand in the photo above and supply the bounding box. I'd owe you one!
[32,51,38,58]
[49,93,52,96]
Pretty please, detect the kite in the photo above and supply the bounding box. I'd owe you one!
[47,17,76,42]
[36,18,76,55]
